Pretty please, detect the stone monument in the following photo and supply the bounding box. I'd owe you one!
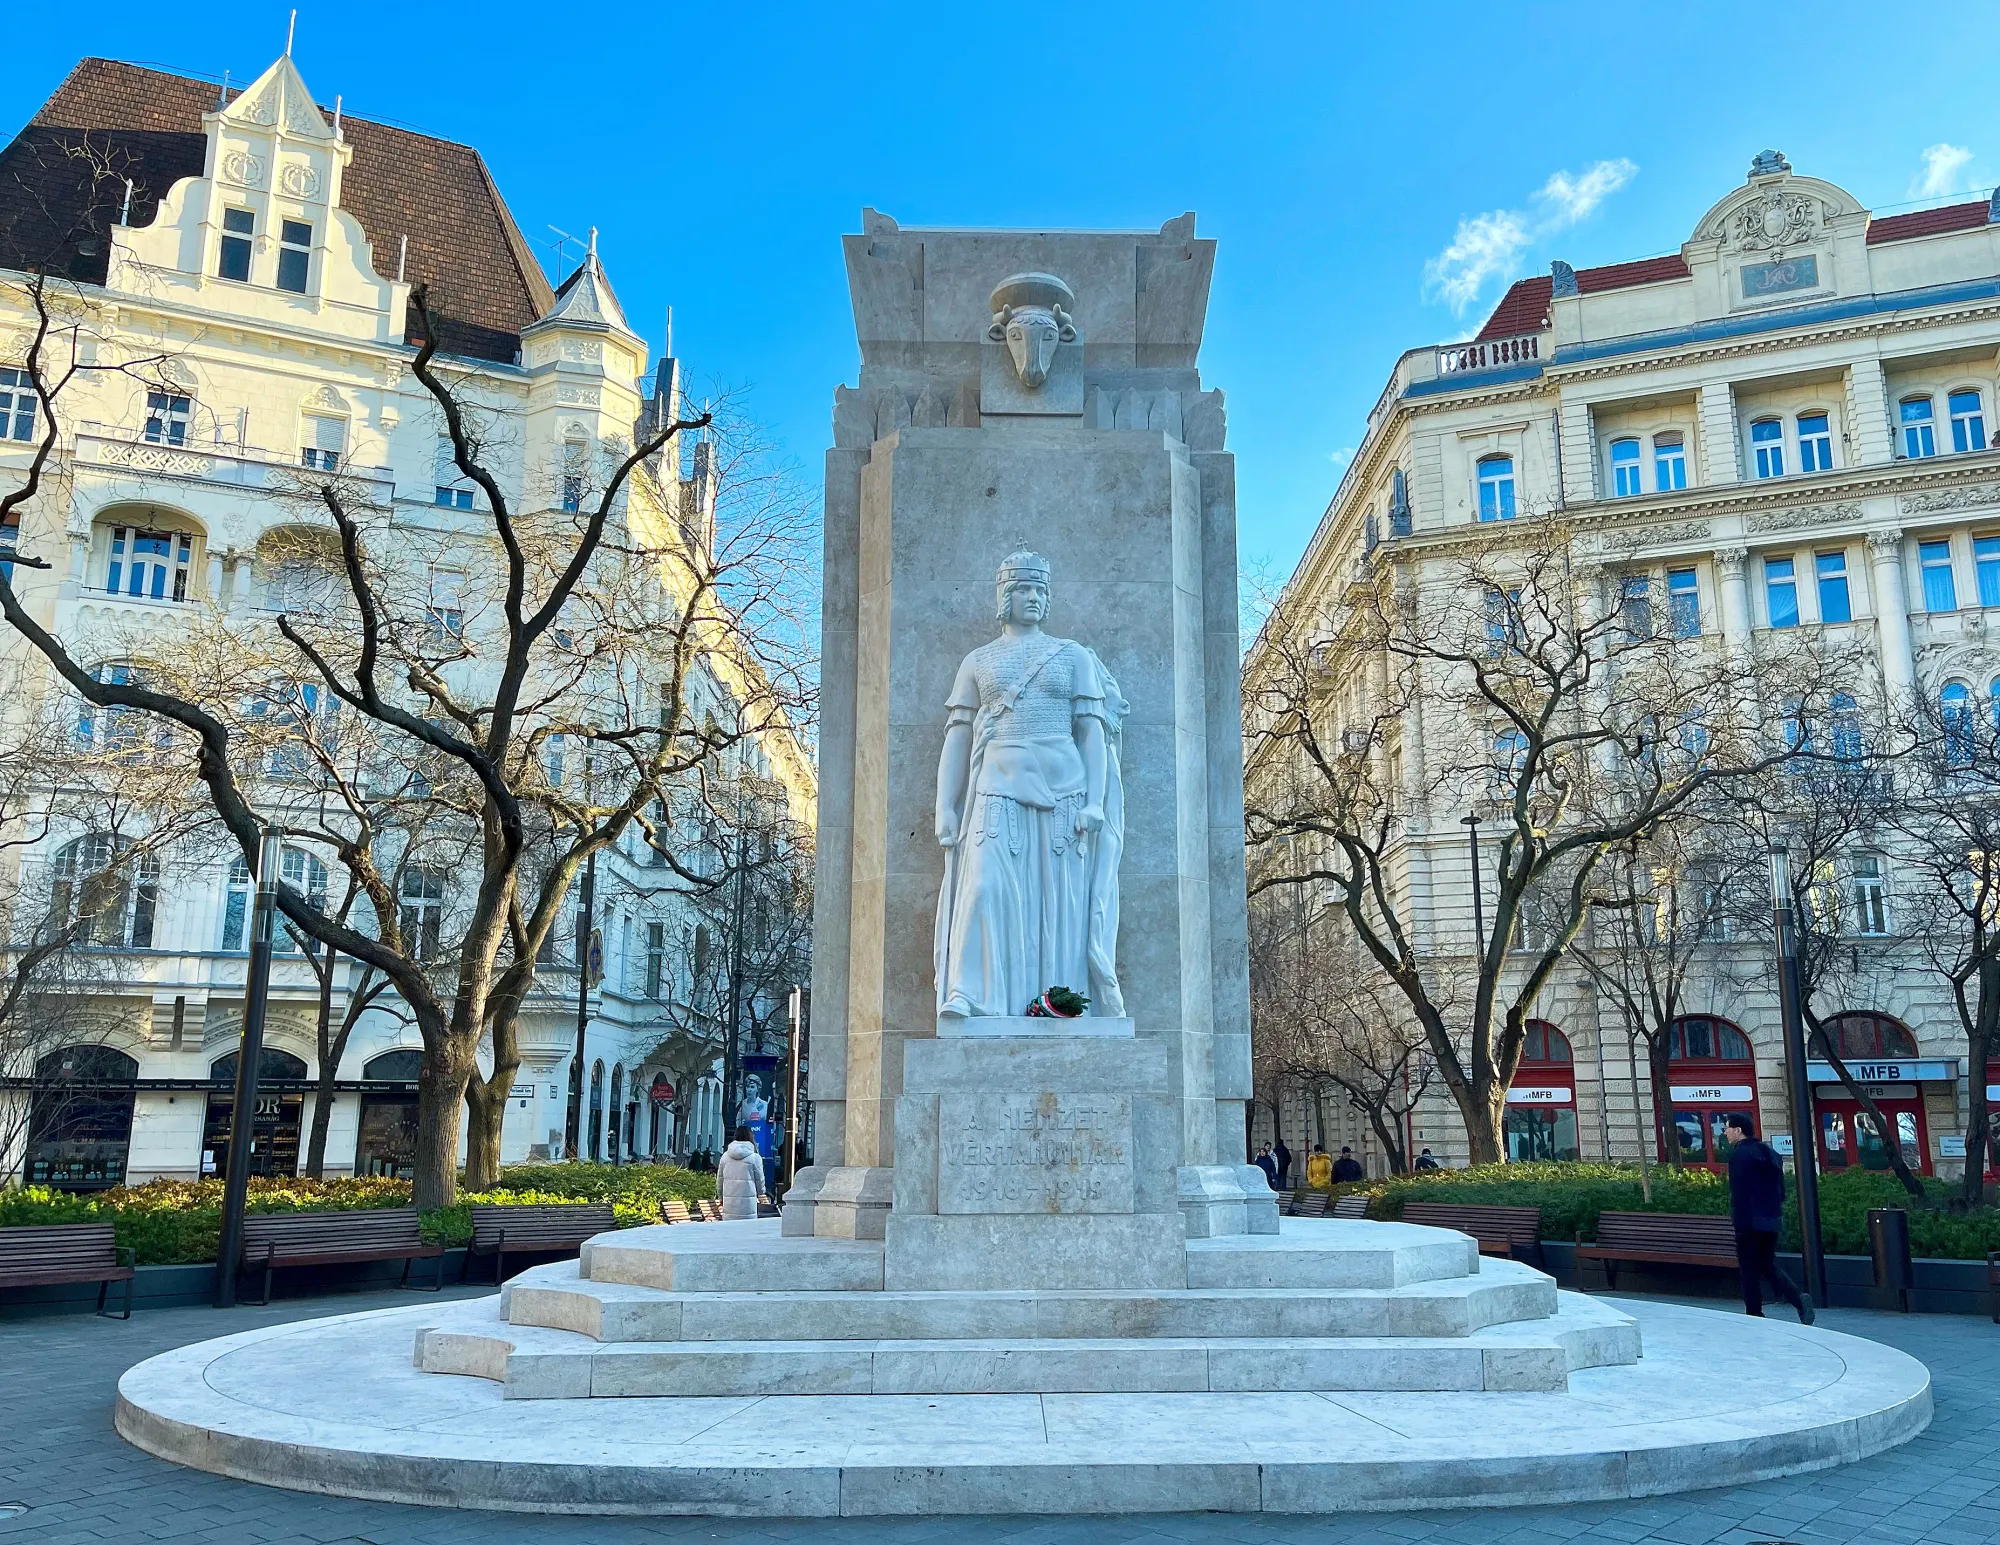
[789,211,1276,1272]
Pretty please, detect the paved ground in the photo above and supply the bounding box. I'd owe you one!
[0,1286,1994,1544]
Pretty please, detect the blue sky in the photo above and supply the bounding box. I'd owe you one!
[7,2,1997,583]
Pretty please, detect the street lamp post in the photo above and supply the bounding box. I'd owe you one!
[565,742,597,1162]
[1461,813,1485,949]
[780,985,803,1194]
[1768,847,1828,1304]
[214,825,284,1308]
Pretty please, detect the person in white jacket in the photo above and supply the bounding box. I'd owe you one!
[716,1126,764,1220]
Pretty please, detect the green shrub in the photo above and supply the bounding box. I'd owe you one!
[1352,1160,2000,1260]
[0,1164,717,1265]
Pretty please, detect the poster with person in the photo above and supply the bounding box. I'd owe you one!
[739,1056,780,1189]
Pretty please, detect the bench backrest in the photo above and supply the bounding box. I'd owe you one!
[1293,1192,1330,1218]
[1332,1194,1371,1219]
[1402,1201,1543,1246]
[1593,1210,1738,1255]
[468,1202,616,1249]
[240,1208,424,1260]
[0,1223,120,1271]
[662,1200,695,1224]
[698,1199,723,1221]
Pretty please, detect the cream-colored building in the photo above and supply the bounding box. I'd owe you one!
[0,55,813,1187]
[1249,150,2000,1181]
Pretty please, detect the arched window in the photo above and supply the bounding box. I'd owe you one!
[103,522,196,602]
[1751,418,1784,479]
[1476,455,1515,522]
[362,1050,424,1081]
[1609,438,1641,497]
[1901,396,1937,459]
[209,1047,310,1082]
[1821,1012,1918,1059]
[50,835,158,948]
[1949,389,1987,453]
[1668,1016,1753,1061]
[588,1060,605,1161]
[1943,681,1975,766]
[609,1065,625,1159]
[27,1046,139,1190]
[1652,432,1687,492]
[1521,1021,1573,1064]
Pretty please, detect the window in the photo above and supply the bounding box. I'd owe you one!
[76,662,154,754]
[424,568,464,645]
[1653,433,1687,492]
[218,207,253,282]
[397,868,446,961]
[1476,455,1515,522]
[1797,412,1833,472]
[1901,397,1937,459]
[1484,587,1521,655]
[1950,389,1987,453]
[1667,568,1699,637]
[105,525,193,602]
[144,392,191,447]
[0,510,16,583]
[252,681,332,778]
[1610,438,1642,497]
[274,847,329,955]
[645,921,665,999]
[1943,682,1976,766]
[1619,576,1653,640]
[1829,691,1863,762]
[0,366,38,442]
[1920,540,1957,612]
[1676,708,1711,758]
[220,856,252,950]
[560,435,588,514]
[1668,1017,1753,1061]
[276,220,311,294]
[1850,856,1890,936]
[1751,418,1784,478]
[51,835,158,948]
[1823,1012,1917,1058]
[433,436,473,509]
[1520,1021,1573,1063]
[1492,729,1529,790]
[1816,550,1851,624]
[543,732,566,788]
[1764,556,1799,628]
[300,414,343,472]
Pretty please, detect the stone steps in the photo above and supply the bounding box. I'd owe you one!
[500,1257,1559,1344]
[1184,1219,1477,1289]
[415,1292,1640,1399]
[580,1221,884,1293]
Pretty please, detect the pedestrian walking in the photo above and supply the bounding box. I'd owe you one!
[1253,1142,1277,1188]
[717,1126,764,1220]
[1332,1146,1365,1183]
[1273,1136,1293,1189]
[1724,1114,1814,1324]
[1305,1143,1333,1189]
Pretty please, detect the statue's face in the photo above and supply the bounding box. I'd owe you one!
[1004,311,1062,388]
[998,579,1048,625]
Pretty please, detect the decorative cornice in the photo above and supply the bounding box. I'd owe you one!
[1899,482,2000,515]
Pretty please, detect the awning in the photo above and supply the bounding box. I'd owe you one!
[1806,1059,1956,1084]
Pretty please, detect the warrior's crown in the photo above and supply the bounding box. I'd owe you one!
[997,549,1051,585]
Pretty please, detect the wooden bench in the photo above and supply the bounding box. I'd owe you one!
[467,1202,615,1284]
[1332,1193,1371,1219]
[1575,1211,1738,1288]
[0,1224,136,1318]
[662,1200,696,1224]
[1402,1201,1545,1265]
[698,1199,723,1222]
[1292,1191,1330,1219]
[238,1208,445,1306]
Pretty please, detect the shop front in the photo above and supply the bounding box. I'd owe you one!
[1662,1016,1760,1169]
[1504,1021,1579,1162]
[1807,1013,1951,1177]
[355,1050,422,1178]
[202,1048,308,1179]
[23,1046,139,1190]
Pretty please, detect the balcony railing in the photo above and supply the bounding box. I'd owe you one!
[1435,333,1542,376]
[75,424,394,501]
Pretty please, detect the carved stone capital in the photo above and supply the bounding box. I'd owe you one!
[1713,545,1748,576]
[1865,527,1906,556]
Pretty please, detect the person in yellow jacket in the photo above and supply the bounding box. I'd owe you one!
[1304,1143,1333,1189]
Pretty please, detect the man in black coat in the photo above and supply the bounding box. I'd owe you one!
[1332,1146,1365,1183]
[1724,1114,1814,1323]
[1272,1136,1293,1190]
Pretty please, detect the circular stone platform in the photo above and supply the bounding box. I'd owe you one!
[115,1295,1931,1518]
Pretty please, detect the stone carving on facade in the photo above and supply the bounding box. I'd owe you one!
[1713,545,1748,576]
[934,550,1127,1020]
[988,273,1077,390]
[240,86,280,125]
[1864,527,1906,554]
[1900,484,2000,515]
[278,161,322,199]
[1731,191,1819,253]
[1594,518,1713,553]
[220,150,265,187]
[1747,149,1792,178]
[1549,260,1579,299]
[1743,501,1863,534]
[301,384,345,413]
[561,339,603,362]
[557,384,601,407]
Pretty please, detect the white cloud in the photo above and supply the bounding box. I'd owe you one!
[1534,158,1638,227]
[1327,445,1356,469]
[1912,142,1975,199]
[1424,159,1639,317]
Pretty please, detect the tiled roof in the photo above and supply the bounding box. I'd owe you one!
[0,58,552,363]
[1866,199,1992,244]
[1475,254,1692,340]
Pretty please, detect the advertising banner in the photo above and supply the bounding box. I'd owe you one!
[739,1055,780,1160]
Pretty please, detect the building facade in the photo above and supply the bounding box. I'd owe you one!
[0,55,813,1188]
[1249,151,2000,1181]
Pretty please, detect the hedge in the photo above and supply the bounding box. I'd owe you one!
[0,1162,717,1266]
[1341,1161,2000,1260]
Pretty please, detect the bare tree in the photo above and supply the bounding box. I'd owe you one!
[1245,515,1846,1163]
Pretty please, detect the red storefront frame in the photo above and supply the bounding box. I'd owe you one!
[1660,1016,1760,1170]
[1812,1013,1933,1178]
[1505,1021,1579,1162]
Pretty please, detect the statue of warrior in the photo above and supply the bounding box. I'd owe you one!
[933,549,1127,1020]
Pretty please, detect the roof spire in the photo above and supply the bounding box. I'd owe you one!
[588,226,598,259]
[666,304,673,358]
[216,69,230,109]
[286,8,297,55]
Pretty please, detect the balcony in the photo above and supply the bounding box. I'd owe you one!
[1435,333,1542,377]
[75,424,395,503]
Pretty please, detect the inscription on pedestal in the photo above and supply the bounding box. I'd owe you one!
[937,1091,1133,1214]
